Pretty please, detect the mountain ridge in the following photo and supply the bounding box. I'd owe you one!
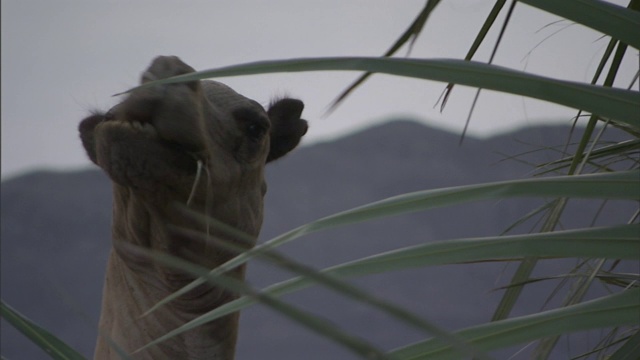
[1,119,634,359]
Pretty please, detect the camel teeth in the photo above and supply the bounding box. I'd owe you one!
[124,120,156,136]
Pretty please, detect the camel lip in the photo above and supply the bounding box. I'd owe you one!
[115,117,208,156]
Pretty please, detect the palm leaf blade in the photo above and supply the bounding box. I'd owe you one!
[1,299,86,360]
[389,288,640,360]
[128,57,640,128]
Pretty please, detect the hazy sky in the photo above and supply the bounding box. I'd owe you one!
[1,0,636,179]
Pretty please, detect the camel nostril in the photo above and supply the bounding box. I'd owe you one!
[104,109,118,121]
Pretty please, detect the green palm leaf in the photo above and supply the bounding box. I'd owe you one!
[141,223,638,347]
[520,0,640,50]
[128,57,639,128]
[389,288,640,360]
[144,170,639,317]
[1,300,86,360]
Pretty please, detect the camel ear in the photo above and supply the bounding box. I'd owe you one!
[266,98,308,163]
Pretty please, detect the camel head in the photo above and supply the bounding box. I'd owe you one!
[78,56,307,359]
[79,55,307,247]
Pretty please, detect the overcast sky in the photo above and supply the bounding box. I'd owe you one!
[1,0,636,180]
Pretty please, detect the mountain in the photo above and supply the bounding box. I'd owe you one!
[1,120,635,359]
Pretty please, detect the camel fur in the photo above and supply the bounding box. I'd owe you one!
[79,56,307,359]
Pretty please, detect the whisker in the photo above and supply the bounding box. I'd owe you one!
[202,160,212,238]
[186,158,203,206]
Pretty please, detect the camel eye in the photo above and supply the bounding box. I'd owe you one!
[234,108,270,143]
[246,122,266,141]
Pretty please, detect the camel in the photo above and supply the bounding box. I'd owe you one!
[78,56,308,359]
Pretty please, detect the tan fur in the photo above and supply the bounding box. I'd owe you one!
[79,56,307,359]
